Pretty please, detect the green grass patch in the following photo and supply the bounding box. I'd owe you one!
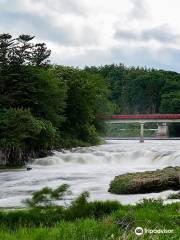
[0,199,179,239]
[0,186,179,240]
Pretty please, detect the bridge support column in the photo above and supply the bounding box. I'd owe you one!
[140,123,144,143]
[156,123,168,138]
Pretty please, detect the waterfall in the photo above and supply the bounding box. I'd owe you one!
[1,140,179,208]
[33,140,180,168]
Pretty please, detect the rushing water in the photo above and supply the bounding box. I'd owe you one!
[0,140,180,208]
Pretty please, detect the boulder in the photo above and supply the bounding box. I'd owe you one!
[108,167,180,194]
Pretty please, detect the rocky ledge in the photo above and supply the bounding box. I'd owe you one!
[108,167,180,194]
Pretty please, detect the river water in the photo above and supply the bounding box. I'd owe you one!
[0,140,180,208]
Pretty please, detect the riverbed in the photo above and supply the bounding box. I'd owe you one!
[0,140,179,208]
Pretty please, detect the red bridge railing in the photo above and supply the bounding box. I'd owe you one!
[103,114,180,120]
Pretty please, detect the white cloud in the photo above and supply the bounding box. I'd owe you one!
[0,0,180,71]
[114,24,180,45]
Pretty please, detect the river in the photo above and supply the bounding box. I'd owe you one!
[0,140,179,208]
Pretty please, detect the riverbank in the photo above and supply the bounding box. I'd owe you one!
[0,138,105,169]
[0,199,179,240]
[0,165,23,170]
[0,148,53,168]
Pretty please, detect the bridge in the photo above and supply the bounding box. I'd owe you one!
[103,114,180,142]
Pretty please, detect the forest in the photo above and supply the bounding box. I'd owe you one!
[0,34,180,166]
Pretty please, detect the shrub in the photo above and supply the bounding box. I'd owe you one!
[24,184,70,207]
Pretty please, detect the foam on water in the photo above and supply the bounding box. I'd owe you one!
[0,140,180,208]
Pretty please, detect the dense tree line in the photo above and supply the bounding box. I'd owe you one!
[85,64,180,136]
[85,64,180,115]
[0,34,110,166]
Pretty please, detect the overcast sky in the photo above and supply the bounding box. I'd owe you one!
[1,0,180,71]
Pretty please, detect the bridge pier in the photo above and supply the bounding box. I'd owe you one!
[140,123,144,143]
[156,123,169,138]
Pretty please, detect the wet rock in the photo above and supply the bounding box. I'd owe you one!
[108,167,180,194]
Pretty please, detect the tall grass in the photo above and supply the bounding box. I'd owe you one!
[0,200,179,240]
[0,200,120,229]
[0,216,179,240]
[0,186,179,240]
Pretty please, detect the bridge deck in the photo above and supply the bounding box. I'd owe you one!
[103,114,180,142]
[104,114,180,120]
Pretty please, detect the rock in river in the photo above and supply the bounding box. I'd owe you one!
[108,167,180,194]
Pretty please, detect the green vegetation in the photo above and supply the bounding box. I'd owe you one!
[0,195,179,240]
[0,186,179,239]
[0,34,110,166]
[0,185,121,229]
[52,66,111,146]
[85,65,180,115]
[24,184,70,208]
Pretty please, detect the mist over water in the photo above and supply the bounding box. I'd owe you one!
[0,140,180,208]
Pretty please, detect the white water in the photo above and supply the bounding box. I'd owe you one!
[0,140,180,208]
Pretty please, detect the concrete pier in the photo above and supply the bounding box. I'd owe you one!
[140,123,144,143]
[156,123,169,138]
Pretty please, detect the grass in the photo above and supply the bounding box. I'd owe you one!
[0,199,179,240]
[0,201,121,229]
[0,219,121,240]
[0,194,121,229]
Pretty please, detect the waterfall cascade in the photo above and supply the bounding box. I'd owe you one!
[0,140,180,208]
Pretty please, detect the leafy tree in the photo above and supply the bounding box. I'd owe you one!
[53,66,111,144]
[0,108,43,148]
[0,33,14,66]
[160,78,180,113]
[0,34,66,165]
[86,64,169,114]
[0,108,57,165]
[31,43,51,66]
[160,92,180,113]
[0,33,50,67]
